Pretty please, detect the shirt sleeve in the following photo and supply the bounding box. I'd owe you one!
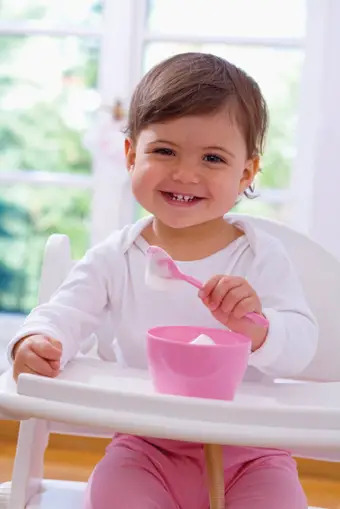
[7,238,116,369]
[247,236,318,377]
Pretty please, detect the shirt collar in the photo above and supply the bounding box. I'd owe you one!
[120,213,259,255]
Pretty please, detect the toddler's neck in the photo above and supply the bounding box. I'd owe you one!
[142,216,244,261]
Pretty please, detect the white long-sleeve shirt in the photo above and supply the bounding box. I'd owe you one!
[8,215,318,378]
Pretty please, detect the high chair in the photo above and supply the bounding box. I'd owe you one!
[1,214,340,509]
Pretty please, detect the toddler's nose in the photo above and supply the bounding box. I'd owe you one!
[172,164,200,183]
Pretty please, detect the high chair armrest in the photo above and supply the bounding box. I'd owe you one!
[1,357,339,462]
[0,368,21,420]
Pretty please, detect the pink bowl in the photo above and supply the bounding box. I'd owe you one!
[147,326,251,401]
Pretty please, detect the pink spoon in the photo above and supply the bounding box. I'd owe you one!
[146,245,269,328]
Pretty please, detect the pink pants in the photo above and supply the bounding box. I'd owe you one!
[84,435,307,509]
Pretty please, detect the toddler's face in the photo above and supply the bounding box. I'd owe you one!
[125,109,258,229]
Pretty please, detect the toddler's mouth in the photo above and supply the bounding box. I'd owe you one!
[160,191,203,204]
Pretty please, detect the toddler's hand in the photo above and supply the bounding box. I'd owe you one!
[199,275,268,351]
[13,335,62,381]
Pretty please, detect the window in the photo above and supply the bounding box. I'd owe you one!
[0,1,102,313]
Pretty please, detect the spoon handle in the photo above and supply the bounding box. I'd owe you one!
[245,311,269,327]
[182,274,203,290]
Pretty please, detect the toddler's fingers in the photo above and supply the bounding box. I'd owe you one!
[231,296,257,320]
[13,356,59,381]
[221,287,252,315]
[25,350,60,377]
[198,275,222,299]
[30,337,62,361]
[46,337,62,350]
[208,278,243,311]
[13,363,40,381]
[49,359,61,371]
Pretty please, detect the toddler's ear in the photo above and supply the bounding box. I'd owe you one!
[125,138,136,171]
[239,156,260,193]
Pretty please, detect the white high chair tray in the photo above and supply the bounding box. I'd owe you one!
[1,357,340,461]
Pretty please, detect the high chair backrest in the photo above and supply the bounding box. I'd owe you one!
[232,214,340,381]
[38,234,74,304]
[39,216,340,381]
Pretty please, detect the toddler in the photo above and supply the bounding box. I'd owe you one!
[10,52,317,508]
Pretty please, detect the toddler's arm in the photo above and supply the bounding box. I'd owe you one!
[246,237,318,378]
[8,238,116,372]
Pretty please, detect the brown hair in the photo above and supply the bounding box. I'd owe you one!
[126,52,268,159]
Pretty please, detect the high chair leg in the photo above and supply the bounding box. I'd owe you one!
[8,419,50,509]
[204,444,225,509]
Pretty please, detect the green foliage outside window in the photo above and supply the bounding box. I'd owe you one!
[0,33,96,312]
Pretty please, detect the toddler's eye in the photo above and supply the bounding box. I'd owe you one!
[153,148,175,156]
[203,154,225,164]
